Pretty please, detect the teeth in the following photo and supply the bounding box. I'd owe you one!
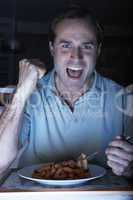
[67,67,82,71]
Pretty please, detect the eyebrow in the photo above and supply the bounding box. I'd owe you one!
[58,39,72,44]
[82,41,97,45]
[57,39,97,46]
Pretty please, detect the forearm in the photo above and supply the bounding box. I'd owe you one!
[0,58,45,174]
[0,89,26,173]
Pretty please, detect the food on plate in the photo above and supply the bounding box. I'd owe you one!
[77,153,88,170]
[32,157,91,180]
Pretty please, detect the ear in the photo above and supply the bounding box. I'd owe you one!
[49,41,54,56]
[97,43,102,57]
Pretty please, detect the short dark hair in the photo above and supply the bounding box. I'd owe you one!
[49,5,103,45]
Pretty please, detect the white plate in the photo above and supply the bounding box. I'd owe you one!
[17,164,106,186]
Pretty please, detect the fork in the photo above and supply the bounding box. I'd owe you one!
[77,152,98,161]
[85,151,99,160]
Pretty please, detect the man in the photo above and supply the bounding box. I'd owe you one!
[0,6,133,178]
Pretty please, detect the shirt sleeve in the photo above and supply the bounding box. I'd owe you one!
[123,89,133,137]
[18,110,31,149]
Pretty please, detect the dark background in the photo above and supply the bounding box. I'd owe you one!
[0,0,133,86]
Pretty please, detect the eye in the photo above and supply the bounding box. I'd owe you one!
[82,43,95,50]
[61,43,72,49]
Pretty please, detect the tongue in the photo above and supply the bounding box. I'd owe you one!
[67,68,83,78]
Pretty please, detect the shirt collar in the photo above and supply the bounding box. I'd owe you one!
[38,69,103,100]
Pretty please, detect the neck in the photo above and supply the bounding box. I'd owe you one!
[55,73,95,107]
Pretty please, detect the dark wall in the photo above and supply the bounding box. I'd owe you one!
[97,36,133,86]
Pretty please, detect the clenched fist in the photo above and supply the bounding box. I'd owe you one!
[17,58,46,102]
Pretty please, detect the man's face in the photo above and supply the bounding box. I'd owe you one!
[50,18,100,91]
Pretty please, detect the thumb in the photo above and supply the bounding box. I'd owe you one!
[37,67,47,79]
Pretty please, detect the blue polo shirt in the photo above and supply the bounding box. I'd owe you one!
[18,70,127,167]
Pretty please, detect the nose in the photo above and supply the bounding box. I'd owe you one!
[70,47,83,60]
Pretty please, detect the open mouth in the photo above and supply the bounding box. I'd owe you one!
[66,67,83,79]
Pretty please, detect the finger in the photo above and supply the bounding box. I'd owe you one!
[28,59,46,78]
[21,58,28,63]
[37,67,46,79]
[112,168,123,176]
[28,63,35,70]
[24,59,45,77]
[106,147,133,162]
[28,59,44,68]
[19,59,28,66]
[106,152,130,167]
[19,60,23,69]
[19,59,28,72]
[107,160,124,175]
[109,139,133,153]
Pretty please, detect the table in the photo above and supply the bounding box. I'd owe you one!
[0,168,133,200]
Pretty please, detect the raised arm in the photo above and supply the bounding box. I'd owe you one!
[0,59,46,174]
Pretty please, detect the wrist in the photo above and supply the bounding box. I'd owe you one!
[12,87,27,108]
